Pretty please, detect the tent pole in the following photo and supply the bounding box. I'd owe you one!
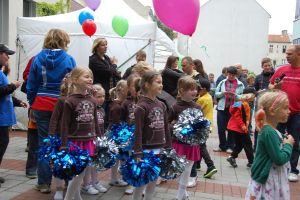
[117,39,152,69]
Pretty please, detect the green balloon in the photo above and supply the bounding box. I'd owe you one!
[112,16,129,37]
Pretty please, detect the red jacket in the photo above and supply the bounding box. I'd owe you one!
[23,56,35,81]
[227,101,250,134]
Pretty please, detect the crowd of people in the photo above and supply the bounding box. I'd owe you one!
[0,28,299,200]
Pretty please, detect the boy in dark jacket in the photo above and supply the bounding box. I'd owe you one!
[226,87,256,168]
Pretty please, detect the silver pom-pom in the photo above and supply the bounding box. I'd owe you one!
[173,108,210,145]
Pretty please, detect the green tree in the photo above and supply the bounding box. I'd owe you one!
[37,0,71,16]
[149,9,174,40]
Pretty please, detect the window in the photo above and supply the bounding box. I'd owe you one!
[0,0,9,44]
[283,45,287,53]
[269,45,273,53]
[282,59,286,64]
[273,60,277,66]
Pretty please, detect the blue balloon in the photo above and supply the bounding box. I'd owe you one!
[78,11,94,25]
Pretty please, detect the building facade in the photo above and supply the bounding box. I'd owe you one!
[293,0,300,44]
[268,30,292,67]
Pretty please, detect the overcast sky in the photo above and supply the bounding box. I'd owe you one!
[139,0,296,34]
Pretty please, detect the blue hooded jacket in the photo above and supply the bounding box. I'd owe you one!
[27,49,76,105]
[0,71,16,126]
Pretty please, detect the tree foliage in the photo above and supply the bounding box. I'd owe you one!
[149,9,174,40]
[37,0,71,16]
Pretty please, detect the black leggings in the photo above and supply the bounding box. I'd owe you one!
[0,126,9,164]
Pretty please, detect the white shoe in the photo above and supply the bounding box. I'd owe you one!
[109,179,128,187]
[53,190,63,200]
[124,185,134,195]
[226,149,233,154]
[81,185,99,195]
[94,182,107,193]
[288,173,299,182]
[187,177,196,188]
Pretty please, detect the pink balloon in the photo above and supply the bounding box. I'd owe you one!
[84,0,101,11]
[153,0,200,36]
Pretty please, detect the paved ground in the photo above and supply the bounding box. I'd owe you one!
[1,130,300,200]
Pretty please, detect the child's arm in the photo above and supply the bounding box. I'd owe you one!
[264,131,293,165]
[94,105,101,137]
[60,100,72,148]
[48,99,63,135]
[133,106,145,156]
[163,105,172,148]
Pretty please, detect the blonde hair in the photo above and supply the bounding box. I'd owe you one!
[255,90,288,129]
[68,67,93,94]
[60,73,71,96]
[109,80,128,100]
[93,84,105,93]
[132,61,154,77]
[92,38,107,54]
[177,76,198,98]
[43,29,70,50]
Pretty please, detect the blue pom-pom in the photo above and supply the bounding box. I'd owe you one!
[38,135,61,162]
[120,151,161,187]
[50,143,91,180]
[106,122,135,152]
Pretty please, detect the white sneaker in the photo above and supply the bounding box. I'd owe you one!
[53,190,63,200]
[94,182,107,193]
[124,185,134,195]
[81,185,99,195]
[187,177,196,188]
[226,149,233,154]
[288,173,299,182]
[109,179,128,187]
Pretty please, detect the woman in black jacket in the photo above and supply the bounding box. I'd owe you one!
[161,55,183,97]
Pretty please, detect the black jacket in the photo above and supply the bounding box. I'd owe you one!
[254,70,274,91]
[161,68,183,97]
[89,54,121,96]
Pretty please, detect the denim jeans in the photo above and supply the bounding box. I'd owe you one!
[25,128,38,175]
[32,110,53,185]
[0,126,9,165]
[217,108,235,150]
[278,113,300,174]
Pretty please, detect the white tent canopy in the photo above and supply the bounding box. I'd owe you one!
[15,0,176,129]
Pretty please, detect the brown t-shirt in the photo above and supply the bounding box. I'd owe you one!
[108,99,122,129]
[96,106,105,135]
[61,94,100,146]
[48,96,66,136]
[121,96,137,125]
[134,96,171,154]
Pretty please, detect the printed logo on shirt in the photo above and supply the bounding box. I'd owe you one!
[75,100,95,122]
[128,103,136,121]
[97,110,104,125]
[148,107,164,129]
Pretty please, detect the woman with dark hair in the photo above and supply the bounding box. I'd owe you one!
[193,59,208,80]
[161,55,183,97]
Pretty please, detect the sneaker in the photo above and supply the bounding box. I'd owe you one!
[124,185,134,195]
[246,163,252,168]
[203,166,217,178]
[109,179,128,187]
[288,173,299,182]
[81,185,99,195]
[53,190,64,200]
[213,147,224,152]
[187,177,197,188]
[0,177,5,183]
[94,182,107,193]
[226,157,237,168]
[26,173,37,179]
[156,177,167,185]
[35,184,51,193]
[226,149,233,154]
